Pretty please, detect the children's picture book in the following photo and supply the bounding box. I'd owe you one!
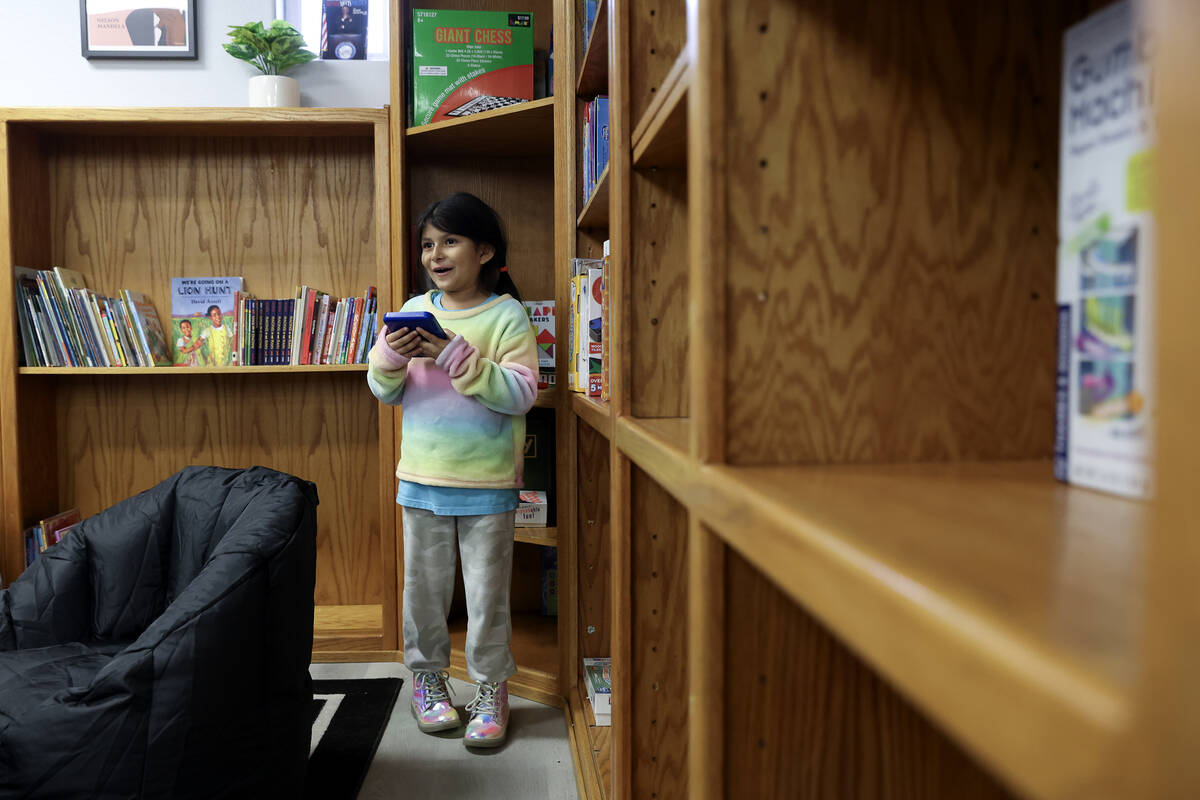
[410,9,534,126]
[522,300,555,369]
[1055,0,1153,498]
[586,266,603,397]
[171,277,242,367]
[123,290,173,367]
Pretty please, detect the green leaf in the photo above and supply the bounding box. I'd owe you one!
[226,19,314,75]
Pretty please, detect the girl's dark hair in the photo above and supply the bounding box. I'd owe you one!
[416,192,522,302]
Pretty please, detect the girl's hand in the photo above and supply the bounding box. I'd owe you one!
[386,327,423,358]
[417,327,456,360]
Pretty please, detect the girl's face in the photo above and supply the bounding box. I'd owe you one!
[209,308,223,327]
[180,321,192,339]
[420,224,494,299]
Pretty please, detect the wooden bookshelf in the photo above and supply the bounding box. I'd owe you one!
[0,108,397,657]
[560,0,1200,799]
[631,50,689,169]
[515,527,558,547]
[19,365,369,375]
[572,393,612,438]
[405,96,555,157]
[577,164,610,228]
[577,0,609,98]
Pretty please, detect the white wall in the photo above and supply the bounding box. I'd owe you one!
[0,0,389,108]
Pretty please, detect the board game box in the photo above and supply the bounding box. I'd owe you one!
[411,9,534,126]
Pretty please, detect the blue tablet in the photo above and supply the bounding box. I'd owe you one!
[383,311,448,339]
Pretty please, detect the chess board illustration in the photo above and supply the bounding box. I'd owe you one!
[444,95,528,117]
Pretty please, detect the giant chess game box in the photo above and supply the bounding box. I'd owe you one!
[411,9,534,126]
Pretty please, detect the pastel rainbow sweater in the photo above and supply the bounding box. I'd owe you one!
[367,292,539,489]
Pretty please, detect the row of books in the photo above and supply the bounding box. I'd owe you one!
[583,657,611,726]
[233,286,379,367]
[23,508,82,568]
[581,95,611,203]
[14,267,172,368]
[567,242,610,398]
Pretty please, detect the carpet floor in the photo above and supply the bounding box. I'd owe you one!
[309,662,579,800]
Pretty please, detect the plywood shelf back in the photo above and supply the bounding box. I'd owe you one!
[577,0,610,98]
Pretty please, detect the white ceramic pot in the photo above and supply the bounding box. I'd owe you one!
[248,75,300,108]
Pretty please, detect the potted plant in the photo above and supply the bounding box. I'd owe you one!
[224,20,317,108]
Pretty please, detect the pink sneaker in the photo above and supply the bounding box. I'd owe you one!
[411,670,459,733]
[464,680,509,748]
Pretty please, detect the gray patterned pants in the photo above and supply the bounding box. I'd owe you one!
[401,506,517,683]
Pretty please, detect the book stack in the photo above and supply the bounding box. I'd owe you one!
[582,657,611,726]
[246,285,378,367]
[23,508,82,567]
[13,267,172,368]
[568,252,608,397]
[581,95,610,202]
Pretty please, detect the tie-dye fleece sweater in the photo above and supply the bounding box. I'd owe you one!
[367,291,539,489]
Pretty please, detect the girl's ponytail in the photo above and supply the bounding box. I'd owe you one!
[416,192,523,303]
[492,266,523,304]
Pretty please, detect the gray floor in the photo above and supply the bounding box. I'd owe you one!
[310,662,579,800]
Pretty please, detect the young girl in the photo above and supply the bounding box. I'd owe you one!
[367,192,539,748]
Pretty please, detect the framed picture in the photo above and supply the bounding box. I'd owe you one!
[80,1,197,59]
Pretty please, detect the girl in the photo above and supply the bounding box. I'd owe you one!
[367,192,539,748]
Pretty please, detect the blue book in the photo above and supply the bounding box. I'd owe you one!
[595,96,610,178]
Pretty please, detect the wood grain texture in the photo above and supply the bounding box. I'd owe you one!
[630,466,688,800]
[54,372,381,607]
[573,392,612,439]
[682,459,1132,799]
[0,108,384,138]
[722,0,1079,465]
[628,0,687,130]
[448,611,560,700]
[406,97,555,157]
[568,680,611,800]
[47,134,378,302]
[629,167,688,418]
[577,680,613,798]
[724,548,1016,799]
[577,421,611,659]
[631,50,689,169]
[373,118,399,652]
[0,126,60,584]
[689,520,724,800]
[407,156,556,303]
[576,0,609,98]
[1139,1,1200,796]
[577,164,610,228]
[688,0,727,464]
[576,228,608,260]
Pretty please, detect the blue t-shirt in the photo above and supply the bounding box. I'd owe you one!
[396,290,518,516]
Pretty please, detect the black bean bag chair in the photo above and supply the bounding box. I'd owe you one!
[0,466,318,799]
